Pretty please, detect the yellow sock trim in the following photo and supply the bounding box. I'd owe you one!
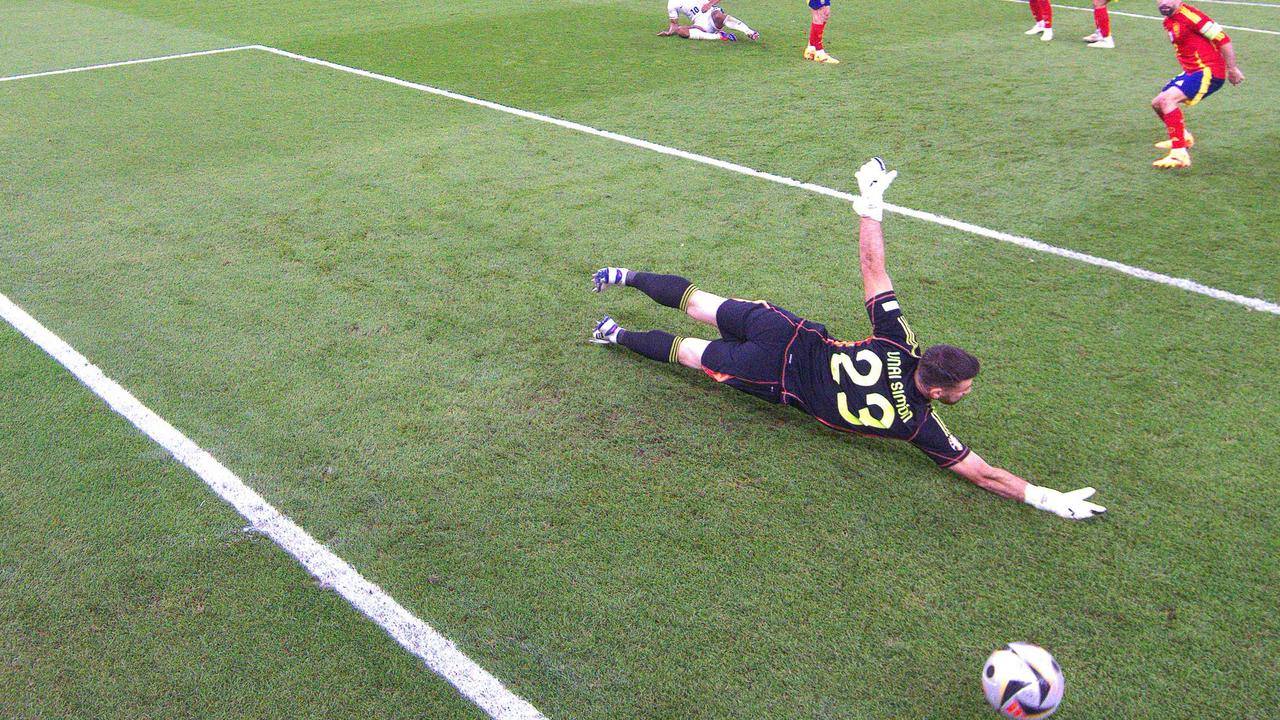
[678,285,698,312]
[669,336,685,364]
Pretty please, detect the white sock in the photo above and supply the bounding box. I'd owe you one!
[724,17,753,34]
[688,28,721,40]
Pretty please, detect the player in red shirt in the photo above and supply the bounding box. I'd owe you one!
[1024,0,1054,41]
[1152,0,1245,168]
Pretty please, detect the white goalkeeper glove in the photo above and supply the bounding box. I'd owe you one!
[852,156,898,222]
[1024,485,1107,520]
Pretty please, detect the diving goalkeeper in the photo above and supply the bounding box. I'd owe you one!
[589,159,1106,520]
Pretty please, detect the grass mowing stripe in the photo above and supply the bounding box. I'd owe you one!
[248,44,1280,315]
[0,45,256,83]
[7,43,1274,314]
[999,0,1280,34]
[0,290,547,720]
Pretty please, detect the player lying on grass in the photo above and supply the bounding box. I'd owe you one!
[589,158,1106,520]
[659,0,760,42]
[1151,0,1244,168]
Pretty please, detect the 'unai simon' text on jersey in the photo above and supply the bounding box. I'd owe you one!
[781,291,970,467]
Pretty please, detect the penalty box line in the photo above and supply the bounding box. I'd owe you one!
[0,45,259,83]
[0,33,1272,719]
[0,291,547,720]
[3,45,1276,315]
[999,0,1280,35]
[251,45,1279,315]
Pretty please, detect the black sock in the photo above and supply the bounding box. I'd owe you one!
[618,330,684,364]
[629,272,697,311]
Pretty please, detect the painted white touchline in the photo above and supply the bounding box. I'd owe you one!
[0,292,548,720]
[1193,0,1280,8]
[248,45,1278,315]
[0,30,1273,710]
[1000,0,1280,34]
[0,46,258,83]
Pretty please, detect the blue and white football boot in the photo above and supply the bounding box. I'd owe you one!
[590,315,621,345]
[592,267,629,293]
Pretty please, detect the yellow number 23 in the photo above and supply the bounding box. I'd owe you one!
[830,350,895,430]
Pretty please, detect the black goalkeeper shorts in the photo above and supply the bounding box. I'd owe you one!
[700,300,821,404]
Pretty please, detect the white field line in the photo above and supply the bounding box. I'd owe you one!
[1194,0,1280,8]
[0,45,258,83]
[1000,0,1280,34]
[4,44,1276,315]
[0,291,547,720]
[0,32,1272,718]
[249,45,1279,315]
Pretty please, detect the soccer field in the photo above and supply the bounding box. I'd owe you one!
[2,1,1277,718]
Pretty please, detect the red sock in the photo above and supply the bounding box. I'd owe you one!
[1094,6,1111,36]
[1041,0,1053,27]
[1162,108,1187,148]
[1031,0,1044,22]
[809,22,825,50]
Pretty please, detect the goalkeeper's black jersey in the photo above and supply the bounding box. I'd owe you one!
[781,291,971,468]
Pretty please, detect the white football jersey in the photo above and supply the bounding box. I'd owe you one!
[667,0,717,32]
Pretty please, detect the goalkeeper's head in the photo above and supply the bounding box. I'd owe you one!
[916,345,980,405]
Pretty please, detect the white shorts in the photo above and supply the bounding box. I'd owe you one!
[691,13,719,33]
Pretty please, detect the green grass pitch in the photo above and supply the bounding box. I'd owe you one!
[1,1,1277,717]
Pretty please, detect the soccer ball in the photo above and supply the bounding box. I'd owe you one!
[981,642,1065,719]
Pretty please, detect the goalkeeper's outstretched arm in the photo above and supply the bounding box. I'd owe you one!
[849,157,1105,521]
[851,158,898,302]
[949,451,1107,520]
[857,215,893,302]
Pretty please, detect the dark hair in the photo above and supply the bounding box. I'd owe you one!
[917,344,980,389]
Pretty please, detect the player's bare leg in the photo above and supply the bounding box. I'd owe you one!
[806,6,838,63]
[659,25,735,40]
[675,338,711,370]
[1152,87,1192,168]
[722,15,760,41]
[683,290,729,329]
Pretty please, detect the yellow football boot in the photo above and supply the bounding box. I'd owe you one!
[804,45,817,60]
[1152,148,1191,169]
[1155,131,1195,150]
[812,49,840,64]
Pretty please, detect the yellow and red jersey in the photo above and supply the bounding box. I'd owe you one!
[1164,3,1231,77]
